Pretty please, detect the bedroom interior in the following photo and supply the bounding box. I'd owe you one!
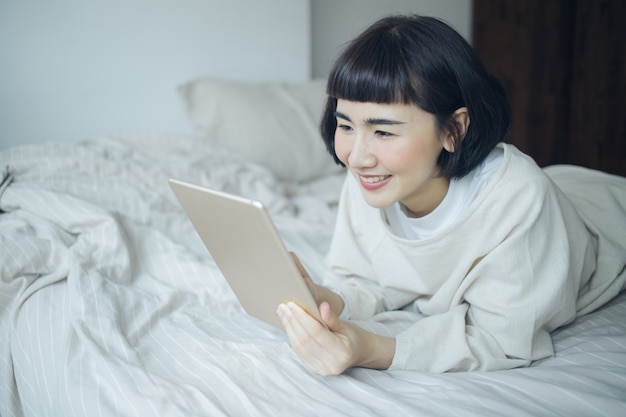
[1,1,625,416]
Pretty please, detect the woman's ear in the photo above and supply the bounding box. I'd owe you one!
[443,107,470,153]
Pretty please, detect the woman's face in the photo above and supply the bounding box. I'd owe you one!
[334,99,453,217]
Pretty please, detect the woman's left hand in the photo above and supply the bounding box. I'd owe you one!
[277,301,396,375]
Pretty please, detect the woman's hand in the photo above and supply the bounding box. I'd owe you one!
[283,252,396,375]
[277,301,396,375]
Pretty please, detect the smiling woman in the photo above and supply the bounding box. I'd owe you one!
[1,10,626,416]
[333,101,457,216]
[276,14,626,375]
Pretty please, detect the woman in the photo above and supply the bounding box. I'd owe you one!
[276,15,626,375]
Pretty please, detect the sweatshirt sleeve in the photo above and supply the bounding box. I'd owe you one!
[322,174,426,319]
[322,174,389,319]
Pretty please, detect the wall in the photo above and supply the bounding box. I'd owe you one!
[0,0,472,150]
[0,0,310,150]
[311,0,473,78]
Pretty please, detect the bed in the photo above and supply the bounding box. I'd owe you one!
[1,78,625,417]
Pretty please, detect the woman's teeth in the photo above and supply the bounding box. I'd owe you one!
[361,175,389,183]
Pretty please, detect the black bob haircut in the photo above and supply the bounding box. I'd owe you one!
[320,15,512,179]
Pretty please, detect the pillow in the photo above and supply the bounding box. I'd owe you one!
[178,78,343,182]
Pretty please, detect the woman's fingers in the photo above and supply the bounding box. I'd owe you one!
[289,252,309,278]
[288,252,320,301]
[277,302,353,375]
[277,303,326,372]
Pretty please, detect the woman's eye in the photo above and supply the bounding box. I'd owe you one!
[337,124,353,132]
[375,130,393,138]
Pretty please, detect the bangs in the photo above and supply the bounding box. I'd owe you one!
[326,32,422,105]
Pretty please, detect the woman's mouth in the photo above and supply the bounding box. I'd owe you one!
[358,174,392,191]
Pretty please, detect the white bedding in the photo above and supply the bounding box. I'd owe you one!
[1,133,625,417]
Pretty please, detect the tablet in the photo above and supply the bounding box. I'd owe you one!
[169,178,322,329]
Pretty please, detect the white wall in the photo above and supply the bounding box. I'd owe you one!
[0,0,472,150]
[0,0,310,150]
[311,0,473,78]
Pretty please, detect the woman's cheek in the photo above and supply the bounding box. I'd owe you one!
[334,133,350,166]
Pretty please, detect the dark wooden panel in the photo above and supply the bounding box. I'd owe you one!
[472,0,626,176]
[567,0,626,175]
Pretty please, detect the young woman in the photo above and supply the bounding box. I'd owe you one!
[276,15,626,375]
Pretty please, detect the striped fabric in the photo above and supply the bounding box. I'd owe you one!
[1,133,625,417]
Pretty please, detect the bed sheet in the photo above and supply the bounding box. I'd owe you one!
[1,133,625,417]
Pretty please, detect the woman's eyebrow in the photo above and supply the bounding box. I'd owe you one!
[334,111,405,125]
[334,111,351,121]
[364,117,405,126]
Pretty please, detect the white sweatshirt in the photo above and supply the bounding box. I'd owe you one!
[323,143,626,372]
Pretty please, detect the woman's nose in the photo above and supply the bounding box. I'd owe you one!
[348,135,376,168]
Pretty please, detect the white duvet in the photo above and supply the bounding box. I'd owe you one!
[1,133,625,417]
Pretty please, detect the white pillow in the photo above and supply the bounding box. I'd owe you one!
[178,78,342,182]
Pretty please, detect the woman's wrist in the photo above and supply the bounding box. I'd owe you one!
[353,327,396,370]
